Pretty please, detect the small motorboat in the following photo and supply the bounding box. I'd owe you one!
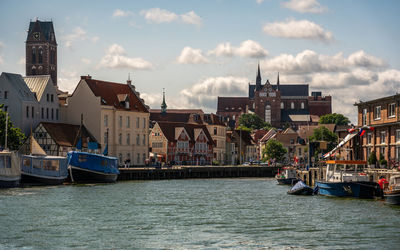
[384,175,400,205]
[287,180,314,195]
[276,167,298,185]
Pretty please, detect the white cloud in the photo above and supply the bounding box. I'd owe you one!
[282,0,327,13]
[347,50,386,68]
[181,11,203,27]
[58,69,80,93]
[99,44,153,70]
[129,21,142,29]
[112,9,133,17]
[140,8,202,27]
[263,19,333,42]
[62,27,99,49]
[256,0,265,4]
[177,47,208,64]
[81,58,91,64]
[140,8,178,23]
[208,40,268,58]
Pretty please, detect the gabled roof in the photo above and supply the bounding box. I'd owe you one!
[260,129,277,142]
[249,83,309,99]
[156,121,214,145]
[252,129,268,143]
[23,75,53,102]
[40,122,98,147]
[0,72,37,102]
[217,97,249,112]
[150,112,203,124]
[27,20,56,43]
[83,77,148,113]
[202,113,226,126]
[273,133,299,146]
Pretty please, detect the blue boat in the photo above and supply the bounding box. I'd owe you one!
[316,160,378,198]
[0,150,20,188]
[67,151,119,183]
[20,135,68,185]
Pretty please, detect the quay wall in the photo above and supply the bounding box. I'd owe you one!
[118,166,280,181]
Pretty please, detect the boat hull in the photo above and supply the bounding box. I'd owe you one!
[277,178,298,185]
[0,176,20,188]
[69,166,118,183]
[21,172,66,186]
[384,190,400,205]
[316,181,378,198]
[288,186,314,195]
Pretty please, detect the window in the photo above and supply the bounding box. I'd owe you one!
[396,146,400,160]
[46,108,49,119]
[137,153,140,164]
[143,153,146,163]
[104,115,108,127]
[143,118,146,128]
[136,134,140,145]
[367,133,372,144]
[214,127,217,135]
[47,94,49,102]
[51,95,53,102]
[388,103,395,117]
[104,132,107,144]
[280,102,284,109]
[126,116,130,128]
[118,133,122,145]
[32,47,36,63]
[143,134,146,145]
[26,106,29,118]
[381,131,386,144]
[31,107,34,118]
[374,106,381,120]
[396,130,400,143]
[41,108,44,119]
[32,66,36,75]
[291,102,295,109]
[127,133,130,145]
[298,148,301,155]
[56,109,59,120]
[119,154,123,164]
[51,108,54,120]
[381,147,385,157]
[367,147,372,159]
[4,91,8,99]
[119,116,122,128]
[38,48,43,64]
[301,102,305,109]
[265,105,271,123]
[136,117,139,128]
[362,108,367,126]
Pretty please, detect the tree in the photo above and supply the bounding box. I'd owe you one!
[368,151,377,165]
[262,139,287,162]
[0,105,26,150]
[319,113,350,126]
[238,113,266,130]
[309,126,338,151]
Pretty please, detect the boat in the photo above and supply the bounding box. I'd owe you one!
[287,180,314,195]
[0,150,20,188]
[315,160,379,198]
[20,135,68,185]
[276,167,298,185]
[384,175,400,205]
[67,151,119,183]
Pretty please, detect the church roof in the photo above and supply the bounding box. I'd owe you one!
[249,83,309,99]
[217,97,249,112]
[28,20,56,43]
[23,75,52,102]
[281,109,310,122]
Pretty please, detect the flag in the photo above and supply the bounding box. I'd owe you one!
[103,144,108,156]
[76,138,82,150]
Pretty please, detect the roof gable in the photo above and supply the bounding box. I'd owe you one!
[23,75,53,102]
[0,72,37,102]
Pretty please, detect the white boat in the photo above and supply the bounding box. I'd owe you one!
[0,150,20,188]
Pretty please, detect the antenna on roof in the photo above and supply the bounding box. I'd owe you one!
[127,73,132,86]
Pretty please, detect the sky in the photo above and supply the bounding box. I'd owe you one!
[0,0,400,123]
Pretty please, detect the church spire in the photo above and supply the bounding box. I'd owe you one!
[161,88,167,115]
[256,62,262,90]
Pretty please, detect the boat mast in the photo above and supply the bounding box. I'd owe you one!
[4,112,8,150]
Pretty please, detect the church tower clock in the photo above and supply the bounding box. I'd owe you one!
[26,19,57,85]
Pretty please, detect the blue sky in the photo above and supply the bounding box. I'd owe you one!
[1,0,400,123]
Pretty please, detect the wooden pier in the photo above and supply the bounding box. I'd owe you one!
[118,165,280,181]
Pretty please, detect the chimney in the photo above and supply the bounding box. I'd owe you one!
[127,73,132,86]
[81,75,92,80]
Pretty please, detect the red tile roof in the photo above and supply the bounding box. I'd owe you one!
[217,97,249,112]
[40,122,98,147]
[156,121,214,145]
[150,109,204,114]
[83,77,148,112]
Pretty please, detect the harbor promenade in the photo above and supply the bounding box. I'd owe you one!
[118,165,280,181]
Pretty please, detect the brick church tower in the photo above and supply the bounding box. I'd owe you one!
[26,20,57,85]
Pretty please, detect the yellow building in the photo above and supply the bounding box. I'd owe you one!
[65,75,149,166]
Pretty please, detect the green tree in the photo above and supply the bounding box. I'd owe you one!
[319,113,350,126]
[238,113,265,130]
[0,105,26,150]
[262,139,287,162]
[309,126,338,151]
[368,151,377,165]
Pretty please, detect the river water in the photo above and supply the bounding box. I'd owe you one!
[1,178,399,249]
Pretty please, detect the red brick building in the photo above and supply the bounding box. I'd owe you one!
[217,64,332,129]
[354,94,400,167]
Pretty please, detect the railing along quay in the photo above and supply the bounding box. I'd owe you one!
[118,165,280,181]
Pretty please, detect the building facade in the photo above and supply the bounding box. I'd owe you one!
[217,64,331,129]
[355,94,400,167]
[26,20,57,85]
[66,75,149,166]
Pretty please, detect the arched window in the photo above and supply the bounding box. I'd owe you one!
[32,47,36,63]
[291,102,295,109]
[32,66,36,75]
[281,102,284,109]
[301,102,305,109]
[265,105,271,123]
[38,47,43,64]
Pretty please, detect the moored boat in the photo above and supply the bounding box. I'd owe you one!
[287,180,314,195]
[67,151,119,183]
[276,167,298,185]
[384,175,400,205]
[0,150,20,188]
[315,160,378,198]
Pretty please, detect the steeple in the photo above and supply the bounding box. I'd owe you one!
[161,88,167,115]
[277,72,280,90]
[256,62,262,90]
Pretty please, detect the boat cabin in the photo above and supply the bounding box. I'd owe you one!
[282,167,297,179]
[325,160,368,183]
[389,175,400,191]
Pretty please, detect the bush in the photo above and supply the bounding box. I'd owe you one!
[212,160,220,166]
[368,151,377,165]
